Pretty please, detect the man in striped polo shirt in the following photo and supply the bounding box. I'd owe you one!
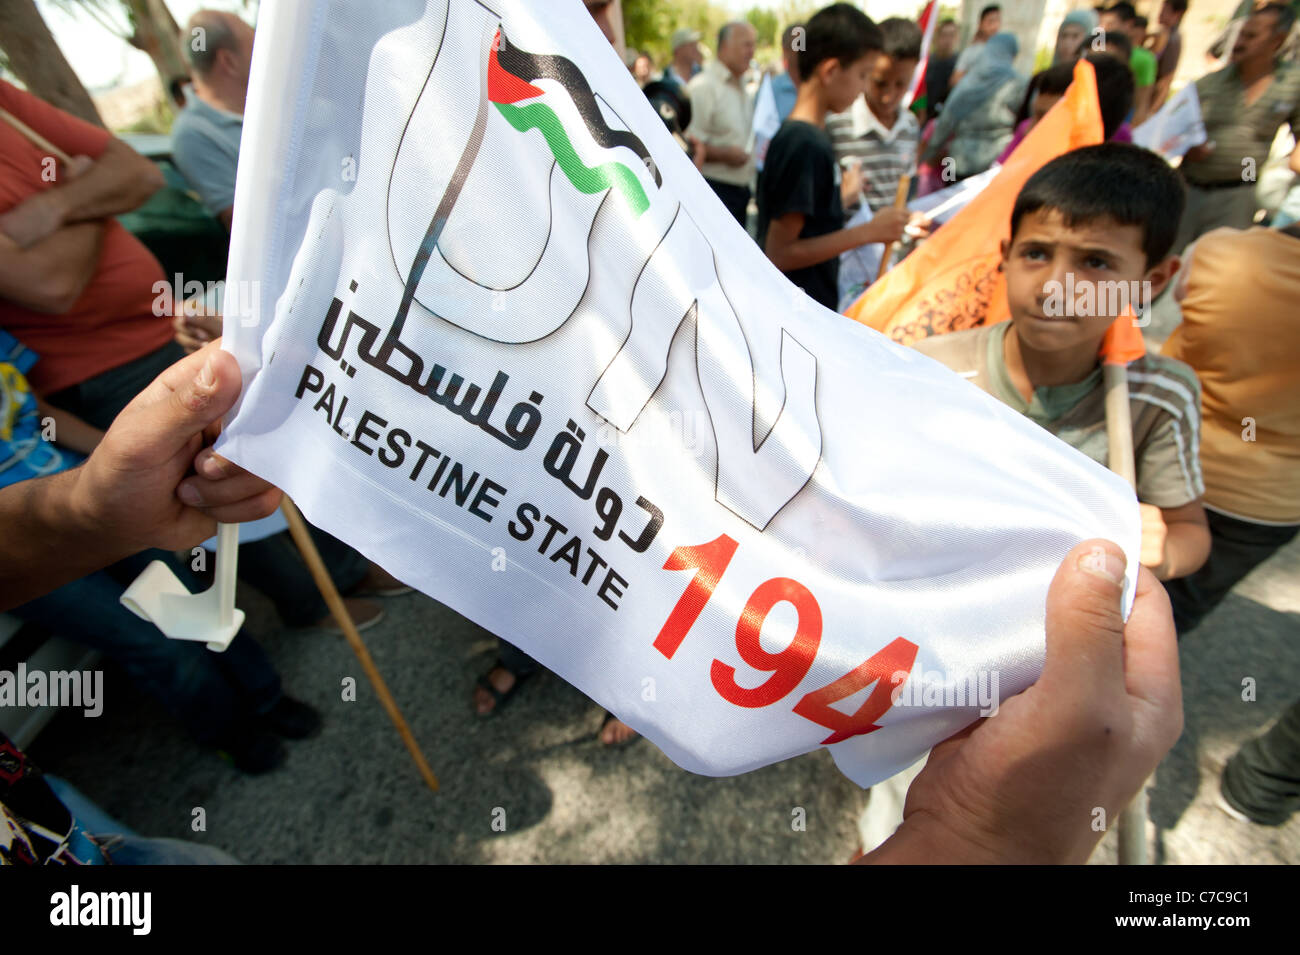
[914,144,1210,581]
[827,17,922,215]
[1175,3,1300,252]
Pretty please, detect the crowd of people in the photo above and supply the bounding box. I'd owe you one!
[0,0,1297,864]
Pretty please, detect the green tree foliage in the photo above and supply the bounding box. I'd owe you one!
[623,0,721,65]
[744,7,779,47]
[624,0,825,70]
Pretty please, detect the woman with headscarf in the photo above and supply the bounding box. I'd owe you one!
[921,32,1027,180]
[1054,9,1099,64]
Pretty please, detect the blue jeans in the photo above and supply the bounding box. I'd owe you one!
[95,834,241,864]
[11,551,282,744]
[45,773,241,863]
[239,527,369,627]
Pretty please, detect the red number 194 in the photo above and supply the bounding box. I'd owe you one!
[655,534,918,744]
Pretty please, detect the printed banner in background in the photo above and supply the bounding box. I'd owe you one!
[749,73,780,172]
[217,0,1139,787]
[1131,83,1207,161]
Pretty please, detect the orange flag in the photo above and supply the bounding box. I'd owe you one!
[843,59,1105,345]
[1100,305,1148,365]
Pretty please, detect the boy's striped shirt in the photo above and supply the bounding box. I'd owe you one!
[914,322,1204,508]
[827,99,920,213]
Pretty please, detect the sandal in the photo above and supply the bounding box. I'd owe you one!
[474,660,532,717]
[599,711,640,747]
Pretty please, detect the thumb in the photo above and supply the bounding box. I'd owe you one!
[113,343,242,466]
[1040,539,1129,698]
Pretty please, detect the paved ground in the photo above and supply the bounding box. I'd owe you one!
[27,290,1298,865]
[26,525,1297,865]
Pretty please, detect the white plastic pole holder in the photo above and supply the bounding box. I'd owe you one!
[120,523,244,652]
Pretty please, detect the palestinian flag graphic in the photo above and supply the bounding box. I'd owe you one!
[488,28,659,216]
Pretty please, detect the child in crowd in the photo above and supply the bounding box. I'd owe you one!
[913,143,1211,580]
[997,53,1136,165]
[827,17,923,215]
[757,3,914,311]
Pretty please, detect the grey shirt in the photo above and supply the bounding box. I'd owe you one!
[914,322,1205,509]
[171,97,243,218]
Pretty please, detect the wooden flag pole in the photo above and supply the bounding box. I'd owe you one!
[875,173,912,281]
[1101,317,1146,865]
[0,107,72,164]
[1106,362,1148,865]
[280,497,440,793]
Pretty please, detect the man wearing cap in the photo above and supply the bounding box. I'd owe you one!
[663,28,703,95]
[686,22,758,226]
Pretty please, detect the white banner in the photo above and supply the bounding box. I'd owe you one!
[217,0,1140,787]
[1132,83,1207,161]
[749,73,781,173]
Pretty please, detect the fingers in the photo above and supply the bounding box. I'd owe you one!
[178,468,274,510]
[905,214,932,239]
[923,718,983,773]
[1119,566,1182,743]
[1040,539,1129,700]
[172,313,205,354]
[113,342,242,469]
[193,486,283,525]
[178,449,278,510]
[67,155,96,178]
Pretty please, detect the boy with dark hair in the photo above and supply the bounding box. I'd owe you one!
[828,17,923,214]
[1080,29,1133,62]
[914,143,1211,581]
[1100,2,1158,123]
[758,3,912,310]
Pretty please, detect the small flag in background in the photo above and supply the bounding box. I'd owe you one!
[904,0,938,115]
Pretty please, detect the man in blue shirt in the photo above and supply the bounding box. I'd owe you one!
[171,10,254,231]
[772,23,803,122]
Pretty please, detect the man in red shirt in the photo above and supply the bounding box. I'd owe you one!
[0,78,172,402]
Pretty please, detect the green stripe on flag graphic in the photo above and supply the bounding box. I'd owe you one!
[493,100,650,216]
